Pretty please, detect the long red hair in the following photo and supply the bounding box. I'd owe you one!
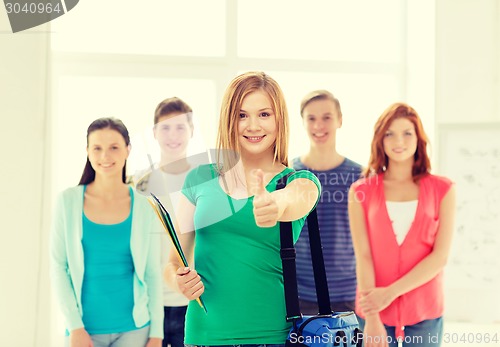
[363,102,431,181]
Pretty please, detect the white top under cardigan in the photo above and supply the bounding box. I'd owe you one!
[49,185,164,338]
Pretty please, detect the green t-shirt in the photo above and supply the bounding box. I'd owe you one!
[182,164,320,344]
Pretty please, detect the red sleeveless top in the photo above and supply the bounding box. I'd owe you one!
[352,173,452,338]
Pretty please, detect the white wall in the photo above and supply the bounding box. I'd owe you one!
[435,0,500,323]
[0,10,52,347]
[436,0,500,124]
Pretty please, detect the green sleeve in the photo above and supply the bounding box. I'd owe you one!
[181,164,216,205]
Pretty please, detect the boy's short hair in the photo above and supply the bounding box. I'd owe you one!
[300,90,342,118]
[154,97,193,128]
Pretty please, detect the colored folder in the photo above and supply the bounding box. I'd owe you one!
[148,193,207,314]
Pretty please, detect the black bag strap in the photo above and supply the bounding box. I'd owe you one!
[276,174,332,320]
[306,208,332,315]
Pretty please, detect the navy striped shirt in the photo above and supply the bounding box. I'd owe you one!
[293,157,362,303]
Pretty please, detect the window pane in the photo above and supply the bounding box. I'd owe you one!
[52,76,217,194]
[238,0,401,62]
[262,71,401,165]
[51,0,225,56]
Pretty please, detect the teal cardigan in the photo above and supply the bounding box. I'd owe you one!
[50,185,164,338]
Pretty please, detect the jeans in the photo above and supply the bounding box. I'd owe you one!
[163,306,188,347]
[185,345,285,347]
[65,325,149,347]
[358,316,443,347]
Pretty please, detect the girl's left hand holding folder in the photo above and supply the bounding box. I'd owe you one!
[176,266,205,300]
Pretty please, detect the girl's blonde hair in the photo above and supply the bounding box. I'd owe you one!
[216,71,289,174]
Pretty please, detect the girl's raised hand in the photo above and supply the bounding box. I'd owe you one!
[252,170,279,227]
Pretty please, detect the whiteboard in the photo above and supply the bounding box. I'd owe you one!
[438,124,500,322]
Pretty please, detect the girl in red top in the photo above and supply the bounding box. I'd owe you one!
[348,103,455,347]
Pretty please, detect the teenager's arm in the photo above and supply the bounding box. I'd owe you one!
[347,187,377,308]
[49,192,85,331]
[348,186,389,347]
[163,194,203,300]
[275,177,320,222]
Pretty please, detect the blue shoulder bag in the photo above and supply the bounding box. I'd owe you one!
[277,176,363,347]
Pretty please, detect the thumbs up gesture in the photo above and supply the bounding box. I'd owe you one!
[252,169,280,227]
